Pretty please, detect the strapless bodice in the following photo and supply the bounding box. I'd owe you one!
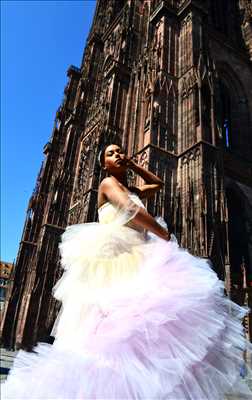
[98,193,145,227]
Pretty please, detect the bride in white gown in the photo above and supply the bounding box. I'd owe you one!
[2,143,252,399]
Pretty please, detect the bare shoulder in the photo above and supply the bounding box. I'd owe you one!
[99,177,118,193]
[98,177,118,207]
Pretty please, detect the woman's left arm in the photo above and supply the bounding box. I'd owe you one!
[128,159,164,199]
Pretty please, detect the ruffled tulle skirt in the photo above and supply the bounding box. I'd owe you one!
[2,219,252,399]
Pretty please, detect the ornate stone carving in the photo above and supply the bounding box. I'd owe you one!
[73,140,91,204]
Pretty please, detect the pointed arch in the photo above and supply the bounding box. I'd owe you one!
[216,63,251,156]
[166,81,177,152]
[211,0,228,35]
[201,82,212,143]
[219,81,232,148]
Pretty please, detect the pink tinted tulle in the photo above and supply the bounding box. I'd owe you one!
[2,220,252,399]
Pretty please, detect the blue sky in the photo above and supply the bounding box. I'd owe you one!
[1,0,96,262]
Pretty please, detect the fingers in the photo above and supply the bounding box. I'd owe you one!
[123,155,133,168]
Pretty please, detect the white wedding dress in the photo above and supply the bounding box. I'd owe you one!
[2,193,252,399]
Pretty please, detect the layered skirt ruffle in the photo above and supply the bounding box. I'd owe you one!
[2,219,252,399]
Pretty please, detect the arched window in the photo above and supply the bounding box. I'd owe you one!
[201,83,212,143]
[219,82,232,149]
[211,0,228,35]
[217,65,251,157]
[194,85,200,126]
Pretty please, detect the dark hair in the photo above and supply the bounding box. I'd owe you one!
[98,146,108,168]
[98,143,126,168]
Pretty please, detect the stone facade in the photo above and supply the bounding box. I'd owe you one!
[1,0,252,350]
[0,261,14,311]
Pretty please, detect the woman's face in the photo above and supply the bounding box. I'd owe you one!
[103,144,127,173]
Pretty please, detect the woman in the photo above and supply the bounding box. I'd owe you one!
[97,144,170,240]
[2,144,252,399]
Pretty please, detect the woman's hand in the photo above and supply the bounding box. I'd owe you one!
[122,155,164,200]
[122,155,136,170]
